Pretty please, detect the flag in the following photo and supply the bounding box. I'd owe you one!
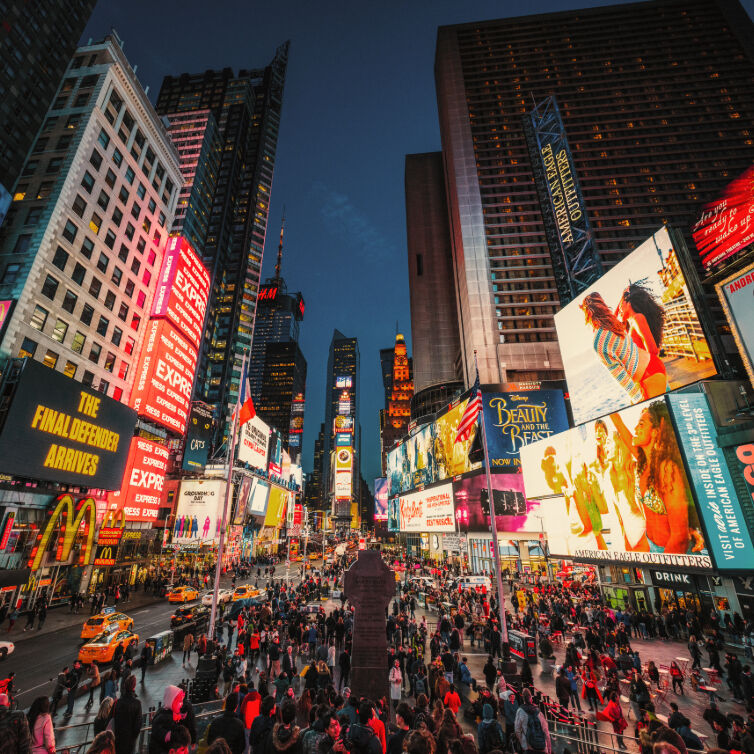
[455,372,481,443]
[237,355,256,426]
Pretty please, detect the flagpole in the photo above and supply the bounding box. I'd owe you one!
[209,352,244,641]
[474,353,509,656]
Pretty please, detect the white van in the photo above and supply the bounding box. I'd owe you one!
[456,575,492,591]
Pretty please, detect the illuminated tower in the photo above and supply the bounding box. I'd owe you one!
[379,334,414,473]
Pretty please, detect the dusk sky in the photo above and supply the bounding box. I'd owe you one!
[80,0,754,490]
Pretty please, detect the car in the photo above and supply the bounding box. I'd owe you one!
[81,612,133,640]
[78,628,139,664]
[0,641,14,660]
[232,585,260,601]
[308,553,318,561]
[166,586,199,603]
[291,555,303,563]
[170,605,210,628]
[201,589,233,606]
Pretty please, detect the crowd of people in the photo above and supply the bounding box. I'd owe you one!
[2,553,754,754]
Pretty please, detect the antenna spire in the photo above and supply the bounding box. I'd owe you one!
[275,207,286,281]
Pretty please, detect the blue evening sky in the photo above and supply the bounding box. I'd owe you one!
[80,0,754,491]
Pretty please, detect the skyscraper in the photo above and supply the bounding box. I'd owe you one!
[164,110,221,254]
[0,0,97,203]
[432,0,754,386]
[379,333,414,474]
[405,152,462,392]
[323,329,359,522]
[0,34,182,400]
[155,44,289,443]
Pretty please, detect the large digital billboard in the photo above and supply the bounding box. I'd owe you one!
[452,471,541,533]
[374,478,389,521]
[106,437,169,521]
[482,390,569,471]
[399,482,455,532]
[238,414,270,469]
[0,359,136,488]
[667,393,754,572]
[717,261,754,389]
[248,478,270,517]
[0,299,13,341]
[334,447,353,501]
[692,165,754,272]
[173,479,226,544]
[182,402,214,473]
[521,397,712,570]
[130,318,197,436]
[268,430,282,477]
[555,227,717,426]
[151,236,211,349]
[387,497,400,532]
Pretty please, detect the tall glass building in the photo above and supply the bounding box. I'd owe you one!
[155,44,289,445]
[431,0,754,386]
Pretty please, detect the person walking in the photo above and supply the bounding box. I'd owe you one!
[514,687,552,754]
[85,662,100,710]
[182,632,194,666]
[596,691,628,750]
[36,603,47,632]
[389,660,402,711]
[140,643,153,684]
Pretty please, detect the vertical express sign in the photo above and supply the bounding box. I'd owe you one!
[668,393,754,571]
[482,390,569,471]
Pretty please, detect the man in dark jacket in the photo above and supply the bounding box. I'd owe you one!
[113,675,142,754]
[149,685,197,754]
[269,701,302,754]
[347,704,381,754]
[207,692,246,754]
[338,650,350,691]
[0,692,30,754]
[249,696,277,754]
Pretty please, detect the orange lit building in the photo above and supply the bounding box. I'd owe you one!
[379,334,414,474]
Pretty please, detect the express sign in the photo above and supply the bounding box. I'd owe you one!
[151,236,210,349]
[130,318,197,436]
[107,436,169,521]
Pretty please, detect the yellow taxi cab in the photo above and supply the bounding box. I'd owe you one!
[232,584,261,601]
[291,555,303,563]
[308,553,318,561]
[78,628,139,664]
[81,611,133,640]
[166,586,199,603]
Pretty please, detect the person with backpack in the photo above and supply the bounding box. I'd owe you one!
[0,691,31,754]
[477,703,504,754]
[514,688,551,754]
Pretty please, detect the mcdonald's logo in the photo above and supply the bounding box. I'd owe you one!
[28,494,96,572]
[98,508,127,546]
[103,509,126,529]
[94,545,116,566]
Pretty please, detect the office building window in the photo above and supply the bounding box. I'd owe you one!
[71,331,86,354]
[112,326,122,346]
[80,303,94,326]
[62,220,78,243]
[72,194,87,217]
[82,370,94,387]
[80,237,94,259]
[89,343,101,364]
[96,316,109,337]
[61,290,78,314]
[19,338,37,358]
[89,277,101,297]
[52,246,69,270]
[63,361,77,378]
[51,319,68,343]
[43,350,58,369]
[72,263,86,286]
[104,352,115,372]
[30,305,48,331]
[41,275,59,300]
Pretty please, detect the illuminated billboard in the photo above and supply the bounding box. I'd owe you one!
[335,433,351,447]
[399,482,455,532]
[521,397,712,570]
[334,446,353,501]
[717,261,754,389]
[173,479,226,544]
[130,318,198,436]
[151,236,211,349]
[374,478,389,521]
[0,358,136,489]
[452,471,540,533]
[248,478,270,517]
[692,165,754,271]
[387,497,400,532]
[667,393,754,571]
[106,437,169,521]
[334,415,353,433]
[555,227,716,426]
[264,486,289,527]
[238,414,270,469]
[0,299,13,341]
[482,390,569,471]
[268,430,282,476]
[336,375,352,389]
[182,402,214,473]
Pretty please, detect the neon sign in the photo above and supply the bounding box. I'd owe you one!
[28,494,97,571]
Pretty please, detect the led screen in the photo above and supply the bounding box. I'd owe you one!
[521,397,712,570]
[717,261,754,389]
[692,165,754,271]
[173,479,226,544]
[374,478,389,521]
[555,227,716,426]
[398,482,455,532]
